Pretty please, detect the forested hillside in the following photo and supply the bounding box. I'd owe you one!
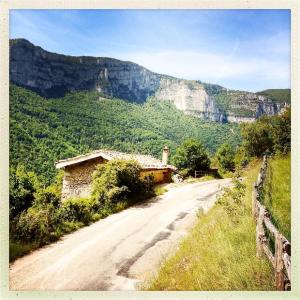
[258,89,291,104]
[10,85,241,184]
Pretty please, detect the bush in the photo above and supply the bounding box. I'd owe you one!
[92,159,154,205]
[60,197,99,225]
[9,165,40,218]
[172,139,210,176]
[234,146,249,169]
[216,177,246,221]
[14,204,62,245]
[33,185,61,208]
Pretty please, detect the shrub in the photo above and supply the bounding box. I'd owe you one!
[234,146,249,169]
[33,185,61,208]
[14,204,62,245]
[216,177,246,221]
[60,197,99,225]
[9,165,40,218]
[92,159,154,205]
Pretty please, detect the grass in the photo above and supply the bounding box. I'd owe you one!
[185,175,217,183]
[262,154,291,241]
[9,242,39,262]
[154,185,168,196]
[145,159,275,291]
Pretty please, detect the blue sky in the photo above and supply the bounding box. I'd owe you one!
[10,9,290,92]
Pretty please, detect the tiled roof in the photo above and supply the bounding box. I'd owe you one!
[55,149,176,170]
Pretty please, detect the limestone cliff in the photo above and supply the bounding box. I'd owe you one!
[9,38,288,123]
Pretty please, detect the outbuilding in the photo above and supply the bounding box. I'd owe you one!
[55,147,175,200]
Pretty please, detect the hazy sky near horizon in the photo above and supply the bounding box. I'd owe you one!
[10,9,290,92]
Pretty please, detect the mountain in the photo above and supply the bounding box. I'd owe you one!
[10,38,289,123]
[10,84,241,184]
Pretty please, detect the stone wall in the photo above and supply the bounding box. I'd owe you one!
[61,157,106,201]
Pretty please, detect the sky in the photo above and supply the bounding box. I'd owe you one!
[10,9,290,92]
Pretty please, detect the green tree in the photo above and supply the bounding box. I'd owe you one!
[240,116,274,157]
[216,143,235,172]
[234,146,249,169]
[272,107,291,154]
[172,139,210,176]
[9,165,40,218]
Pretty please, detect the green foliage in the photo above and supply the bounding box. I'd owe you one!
[10,160,155,258]
[234,146,249,168]
[9,165,40,218]
[215,143,235,172]
[172,139,210,176]
[61,197,99,225]
[33,185,61,208]
[10,84,241,185]
[241,117,274,157]
[240,109,291,157]
[14,203,62,245]
[216,177,246,220]
[213,92,232,112]
[9,241,38,262]
[92,159,154,205]
[262,154,291,240]
[271,107,291,154]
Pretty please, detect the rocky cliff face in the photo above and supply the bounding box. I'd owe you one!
[10,39,161,102]
[10,38,287,123]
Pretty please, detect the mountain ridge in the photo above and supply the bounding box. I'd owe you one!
[9,38,290,123]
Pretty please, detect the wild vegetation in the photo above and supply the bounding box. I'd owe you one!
[240,107,290,157]
[10,84,241,185]
[9,82,291,290]
[146,108,291,290]
[262,154,291,241]
[9,160,154,261]
[146,161,275,290]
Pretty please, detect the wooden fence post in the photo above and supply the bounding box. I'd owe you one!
[256,205,265,258]
[275,232,285,290]
[252,183,258,220]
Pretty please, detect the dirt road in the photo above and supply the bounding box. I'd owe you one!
[10,179,231,291]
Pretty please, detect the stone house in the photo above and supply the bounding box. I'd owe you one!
[55,146,176,201]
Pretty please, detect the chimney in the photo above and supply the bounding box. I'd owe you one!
[162,146,169,165]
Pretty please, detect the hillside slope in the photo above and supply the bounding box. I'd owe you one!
[262,154,291,240]
[10,39,288,123]
[10,85,241,184]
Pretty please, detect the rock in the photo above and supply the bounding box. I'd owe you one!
[9,38,287,123]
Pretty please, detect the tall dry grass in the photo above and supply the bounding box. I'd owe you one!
[146,159,275,291]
